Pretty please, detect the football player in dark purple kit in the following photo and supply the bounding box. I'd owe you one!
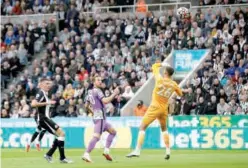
[82,75,120,163]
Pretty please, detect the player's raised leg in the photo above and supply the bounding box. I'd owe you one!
[158,113,170,160]
[126,111,156,158]
[82,119,104,163]
[103,124,116,161]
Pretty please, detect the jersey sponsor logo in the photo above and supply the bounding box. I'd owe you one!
[36,94,40,99]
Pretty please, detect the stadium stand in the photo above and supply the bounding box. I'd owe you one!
[1,1,248,118]
[0,0,135,16]
[1,17,57,89]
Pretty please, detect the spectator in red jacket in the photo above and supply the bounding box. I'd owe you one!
[231,69,240,84]
[78,67,89,81]
[12,1,22,15]
[0,39,6,50]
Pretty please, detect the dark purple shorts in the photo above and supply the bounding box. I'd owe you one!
[93,119,112,134]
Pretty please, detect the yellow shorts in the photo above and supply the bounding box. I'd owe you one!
[141,104,168,127]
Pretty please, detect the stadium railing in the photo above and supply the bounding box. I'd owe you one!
[94,2,191,14]
[2,3,247,25]
[84,2,248,20]
[121,49,212,116]
[190,3,248,15]
[93,2,248,14]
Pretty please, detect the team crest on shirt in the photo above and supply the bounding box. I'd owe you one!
[36,94,40,99]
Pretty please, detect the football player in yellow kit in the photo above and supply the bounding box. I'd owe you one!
[126,61,183,160]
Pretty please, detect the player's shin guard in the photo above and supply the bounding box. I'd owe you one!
[86,136,100,153]
[38,130,46,142]
[163,131,170,155]
[57,137,66,160]
[136,131,145,151]
[47,138,58,156]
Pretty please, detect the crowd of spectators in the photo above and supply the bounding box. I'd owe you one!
[1,1,248,118]
[168,7,248,115]
[1,18,57,89]
[1,0,134,16]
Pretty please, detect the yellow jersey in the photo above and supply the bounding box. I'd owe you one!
[151,63,183,108]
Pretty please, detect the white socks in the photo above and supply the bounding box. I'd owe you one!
[166,148,171,155]
[104,148,110,154]
[162,131,171,155]
[134,147,141,154]
[84,152,89,156]
[57,136,65,141]
[135,130,145,153]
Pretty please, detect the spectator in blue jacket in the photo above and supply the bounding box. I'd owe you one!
[4,29,16,46]
[225,61,236,76]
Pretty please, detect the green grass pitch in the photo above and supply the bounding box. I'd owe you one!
[2,149,248,168]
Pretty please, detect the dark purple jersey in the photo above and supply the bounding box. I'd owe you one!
[86,87,106,119]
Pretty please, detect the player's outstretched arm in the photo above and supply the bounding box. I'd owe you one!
[175,85,183,97]
[152,62,162,79]
[31,99,55,107]
[101,88,120,104]
[152,61,172,79]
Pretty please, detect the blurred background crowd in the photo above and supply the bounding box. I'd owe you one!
[0,0,135,15]
[1,0,248,119]
[1,0,247,16]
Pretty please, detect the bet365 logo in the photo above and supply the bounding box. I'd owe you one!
[199,116,231,127]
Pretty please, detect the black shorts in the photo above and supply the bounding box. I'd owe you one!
[39,117,60,135]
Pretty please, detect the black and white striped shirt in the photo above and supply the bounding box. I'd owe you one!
[35,89,51,121]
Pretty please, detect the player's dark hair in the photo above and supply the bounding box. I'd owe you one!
[89,83,94,89]
[118,86,125,94]
[220,97,225,100]
[137,100,143,106]
[165,66,174,76]
[40,78,51,83]
[92,74,100,83]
